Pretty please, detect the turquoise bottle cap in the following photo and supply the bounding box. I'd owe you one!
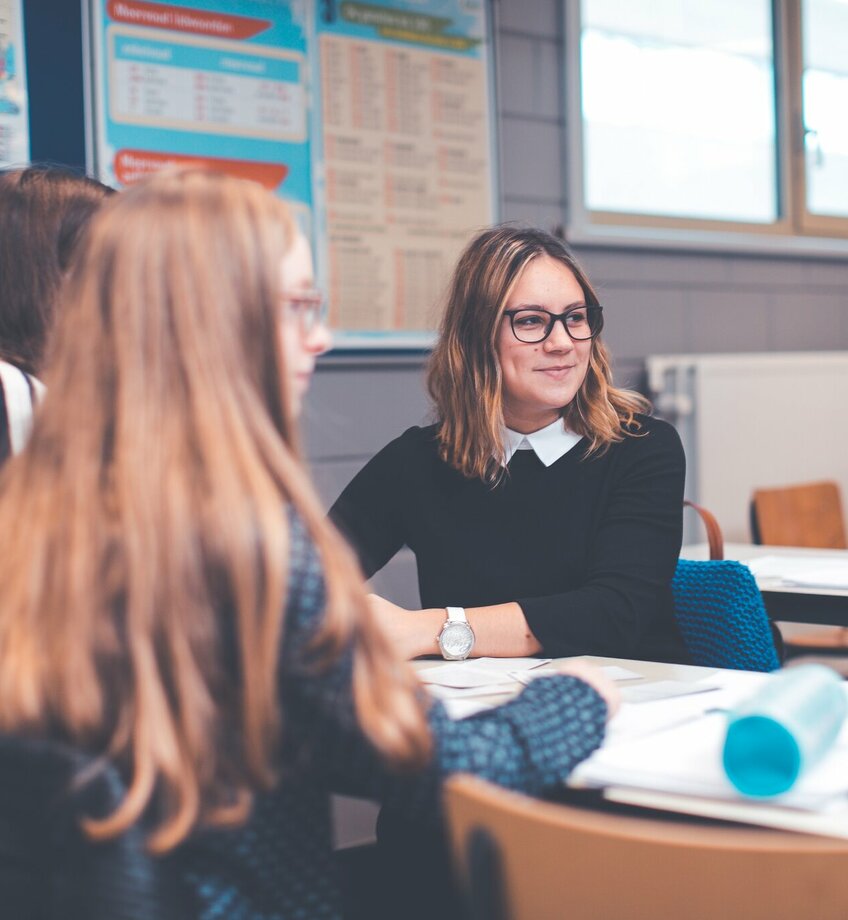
[723,715,801,797]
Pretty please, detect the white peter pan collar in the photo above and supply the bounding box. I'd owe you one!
[502,417,583,467]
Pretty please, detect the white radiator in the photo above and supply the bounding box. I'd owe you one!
[646,352,848,544]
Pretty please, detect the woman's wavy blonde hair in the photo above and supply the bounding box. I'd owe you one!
[427,225,650,482]
[0,170,430,853]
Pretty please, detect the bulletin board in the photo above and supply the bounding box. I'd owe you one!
[0,0,29,166]
[86,0,496,348]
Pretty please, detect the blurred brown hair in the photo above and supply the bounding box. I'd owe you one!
[0,165,113,374]
[0,170,430,853]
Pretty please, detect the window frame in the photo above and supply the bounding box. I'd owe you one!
[564,0,848,256]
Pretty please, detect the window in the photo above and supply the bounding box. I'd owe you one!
[801,0,848,226]
[567,0,848,251]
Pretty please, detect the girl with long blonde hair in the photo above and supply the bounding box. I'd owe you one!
[0,173,615,919]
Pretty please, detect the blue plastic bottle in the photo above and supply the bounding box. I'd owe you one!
[722,664,847,798]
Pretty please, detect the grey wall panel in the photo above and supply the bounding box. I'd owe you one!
[768,293,846,351]
[500,116,565,202]
[497,0,559,38]
[687,291,770,353]
[501,197,565,231]
[310,458,371,509]
[367,549,421,608]
[600,288,689,359]
[302,359,430,463]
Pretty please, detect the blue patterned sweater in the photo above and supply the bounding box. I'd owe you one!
[170,516,608,919]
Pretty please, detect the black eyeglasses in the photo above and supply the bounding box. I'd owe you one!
[503,305,604,344]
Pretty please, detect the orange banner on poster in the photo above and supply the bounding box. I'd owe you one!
[107,0,271,40]
[114,150,288,189]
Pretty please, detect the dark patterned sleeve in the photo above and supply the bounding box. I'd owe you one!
[280,515,608,824]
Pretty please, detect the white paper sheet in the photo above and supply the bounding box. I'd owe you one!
[573,707,848,811]
[621,680,721,704]
[743,555,848,589]
[419,658,551,689]
[511,664,643,686]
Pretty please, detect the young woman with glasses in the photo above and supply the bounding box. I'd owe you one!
[331,225,688,666]
[330,224,687,920]
[0,175,618,919]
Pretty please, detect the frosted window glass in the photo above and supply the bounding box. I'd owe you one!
[803,0,848,218]
[580,0,777,223]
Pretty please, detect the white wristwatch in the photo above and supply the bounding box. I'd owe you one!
[437,606,475,660]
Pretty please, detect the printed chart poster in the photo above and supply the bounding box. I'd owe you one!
[0,0,29,166]
[314,1,495,342]
[90,0,312,227]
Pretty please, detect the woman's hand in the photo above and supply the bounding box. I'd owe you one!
[553,660,621,720]
[367,594,442,659]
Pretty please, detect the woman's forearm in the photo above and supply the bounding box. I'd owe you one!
[369,595,543,659]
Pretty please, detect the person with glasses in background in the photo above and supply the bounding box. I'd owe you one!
[332,225,688,666]
[330,224,689,919]
[0,175,619,919]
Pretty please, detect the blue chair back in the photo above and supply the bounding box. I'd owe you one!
[672,558,781,672]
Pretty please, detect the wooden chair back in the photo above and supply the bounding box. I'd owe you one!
[751,481,847,549]
[444,774,848,920]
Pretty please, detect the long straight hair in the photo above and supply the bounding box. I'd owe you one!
[0,170,430,853]
[427,226,650,482]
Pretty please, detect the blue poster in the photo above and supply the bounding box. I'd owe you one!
[0,0,29,166]
[90,0,313,229]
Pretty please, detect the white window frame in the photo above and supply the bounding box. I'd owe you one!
[564,0,848,257]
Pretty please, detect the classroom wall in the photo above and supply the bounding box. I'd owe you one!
[304,0,848,603]
[21,1,848,595]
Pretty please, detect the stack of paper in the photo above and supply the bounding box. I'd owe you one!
[571,675,848,836]
[743,555,848,590]
[420,658,551,719]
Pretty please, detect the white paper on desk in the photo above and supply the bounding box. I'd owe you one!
[418,665,511,689]
[511,664,642,686]
[603,787,848,840]
[426,683,515,701]
[743,555,848,589]
[621,680,721,704]
[419,658,550,689]
[606,673,766,744]
[473,657,552,672]
[572,709,848,811]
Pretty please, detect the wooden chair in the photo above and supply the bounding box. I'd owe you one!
[444,774,848,920]
[751,480,847,549]
[750,481,847,651]
[675,500,781,669]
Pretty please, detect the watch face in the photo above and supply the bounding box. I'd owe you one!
[440,622,474,659]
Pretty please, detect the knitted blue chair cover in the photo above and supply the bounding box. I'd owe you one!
[672,558,780,672]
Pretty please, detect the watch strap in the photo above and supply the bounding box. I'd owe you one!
[445,605,468,625]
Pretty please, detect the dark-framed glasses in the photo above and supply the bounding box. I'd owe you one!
[504,305,604,344]
[281,289,327,335]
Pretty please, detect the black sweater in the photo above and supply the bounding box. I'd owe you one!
[330,416,690,663]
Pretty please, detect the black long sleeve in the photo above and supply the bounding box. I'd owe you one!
[330,416,689,663]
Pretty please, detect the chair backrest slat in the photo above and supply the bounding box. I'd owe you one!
[445,775,848,920]
[752,481,847,549]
